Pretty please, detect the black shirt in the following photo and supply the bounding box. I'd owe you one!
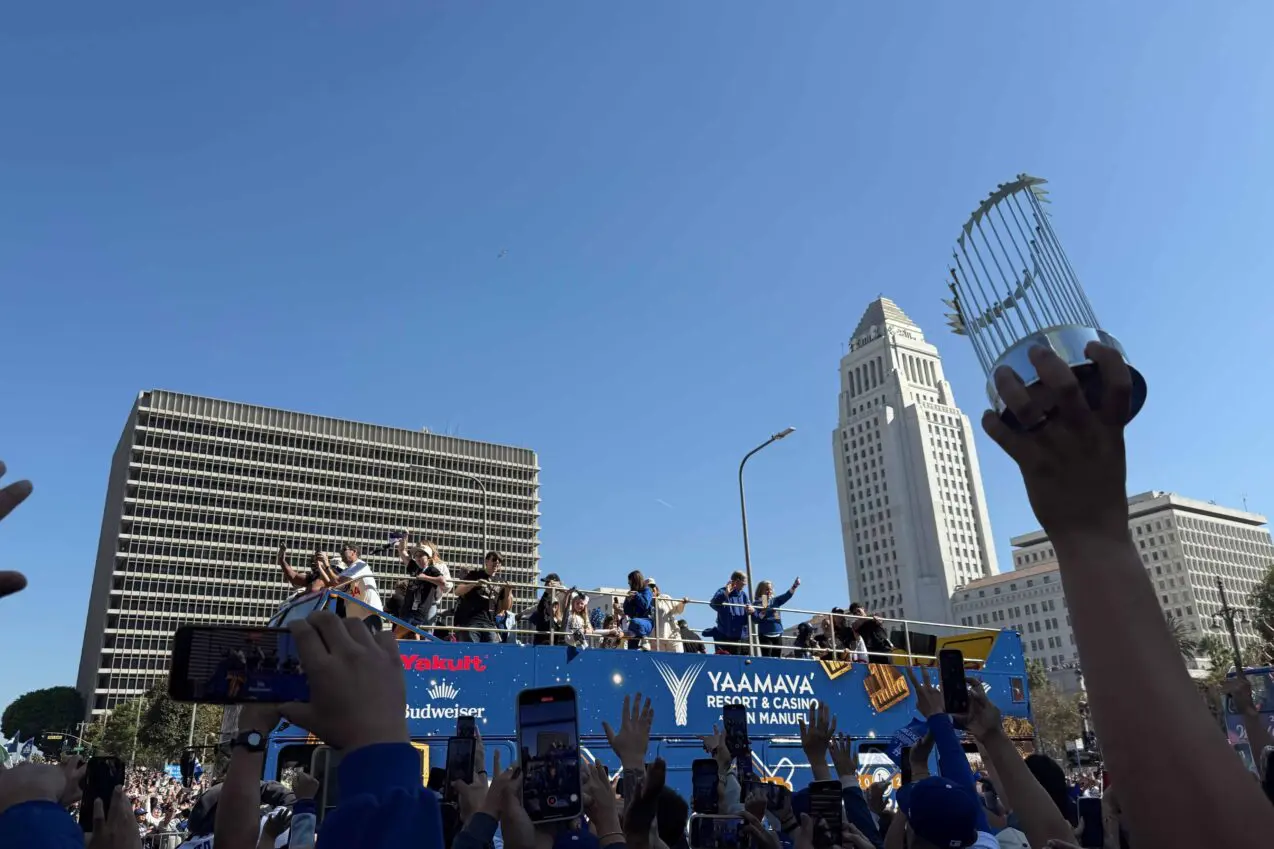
[453,567,497,627]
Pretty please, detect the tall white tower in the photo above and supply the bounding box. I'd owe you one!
[831,298,999,624]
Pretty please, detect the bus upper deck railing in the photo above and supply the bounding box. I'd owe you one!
[278,573,1002,667]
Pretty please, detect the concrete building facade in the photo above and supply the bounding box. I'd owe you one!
[77,390,540,717]
[952,491,1273,673]
[831,298,999,623]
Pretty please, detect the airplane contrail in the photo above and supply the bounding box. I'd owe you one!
[655,498,675,510]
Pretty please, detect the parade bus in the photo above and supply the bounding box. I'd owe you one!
[1223,666,1274,774]
[257,589,1036,805]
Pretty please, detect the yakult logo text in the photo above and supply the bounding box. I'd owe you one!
[400,654,488,672]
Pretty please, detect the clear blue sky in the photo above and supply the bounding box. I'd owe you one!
[3,3,1273,710]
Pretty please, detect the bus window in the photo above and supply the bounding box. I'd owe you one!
[274,743,319,782]
[1225,672,1274,714]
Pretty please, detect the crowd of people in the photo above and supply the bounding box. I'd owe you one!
[2,345,1274,849]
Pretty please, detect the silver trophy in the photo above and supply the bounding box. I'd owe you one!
[943,174,1147,429]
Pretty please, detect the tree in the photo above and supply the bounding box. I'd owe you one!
[82,690,224,768]
[1026,659,1083,760]
[1165,612,1197,659]
[1,686,84,741]
[1196,635,1234,686]
[1248,564,1274,667]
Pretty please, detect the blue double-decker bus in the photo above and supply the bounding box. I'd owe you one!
[259,589,1036,801]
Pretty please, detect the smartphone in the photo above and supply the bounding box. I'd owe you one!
[428,767,447,793]
[1077,797,1103,848]
[690,815,749,849]
[744,779,790,812]
[457,716,477,738]
[79,756,124,832]
[517,685,582,823]
[900,746,913,787]
[444,737,476,805]
[723,703,749,757]
[808,780,843,849]
[169,625,308,704]
[692,758,720,814]
[938,649,969,714]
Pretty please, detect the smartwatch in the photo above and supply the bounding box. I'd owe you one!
[232,730,267,753]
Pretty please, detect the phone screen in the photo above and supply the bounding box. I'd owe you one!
[900,747,913,787]
[428,767,448,792]
[169,625,307,704]
[444,737,476,804]
[457,716,477,738]
[79,757,124,832]
[745,780,790,812]
[723,704,749,757]
[939,649,969,714]
[692,759,719,814]
[518,686,582,823]
[1077,797,1103,848]
[690,815,749,849]
[809,779,842,849]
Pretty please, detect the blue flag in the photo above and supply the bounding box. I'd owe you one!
[3,731,19,754]
[884,718,928,764]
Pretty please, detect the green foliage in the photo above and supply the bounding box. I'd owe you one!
[1196,635,1233,686]
[1248,564,1274,667]
[1026,659,1083,759]
[82,689,224,767]
[1165,613,1197,658]
[1,686,84,740]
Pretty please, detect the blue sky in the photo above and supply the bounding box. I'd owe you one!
[3,3,1273,710]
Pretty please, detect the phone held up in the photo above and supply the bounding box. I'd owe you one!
[689,815,749,849]
[517,685,583,823]
[456,716,477,739]
[169,625,308,704]
[807,779,843,849]
[691,759,720,814]
[444,736,476,806]
[938,648,969,715]
[79,756,125,832]
[1077,797,1104,848]
[722,703,750,758]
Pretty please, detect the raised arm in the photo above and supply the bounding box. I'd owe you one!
[984,343,1274,846]
[278,545,308,588]
[397,533,411,566]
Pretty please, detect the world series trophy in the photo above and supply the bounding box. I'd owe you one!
[943,174,1147,429]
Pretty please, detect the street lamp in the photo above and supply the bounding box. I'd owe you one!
[420,464,489,560]
[1211,576,1248,677]
[738,427,796,652]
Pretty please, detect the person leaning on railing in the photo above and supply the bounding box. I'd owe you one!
[451,550,504,642]
[648,579,688,653]
[395,535,452,632]
[706,570,752,655]
[752,577,800,658]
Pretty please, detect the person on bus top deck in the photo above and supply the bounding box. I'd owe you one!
[707,570,753,655]
[622,570,654,649]
[527,573,568,645]
[848,601,893,662]
[751,577,800,658]
[276,545,339,595]
[647,579,688,652]
[396,536,452,633]
[452,550,503,642]
[329,543,384,632]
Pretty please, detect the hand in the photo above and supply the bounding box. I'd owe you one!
[0,762,67,816]
[88,787,143,849]
[280,610,408,751]
[742,810,781,849]
[909,733,935,782]
[582,759,621,832]
[840,823,873,849]
[479,751,519,817]
[792,578,801,591]
[0,460,32,599]
[277,544,287,565]
[982,343,1133,540]
[828,734,855,779]
[793,813,839,849]
[744,787,768,822]
[239,703,281,739]
[603,693,654,769]
[291,769,320,801]
[58,756,87,807]
[701,726,733,774]
[453,770,489,823]
[798,703,838,769]
[745,605,756,615]
[623,758,665,840]
[905,666,945,718]
[499,764,537,849]
[262,807,292,840]
[952,677,1002,740]
[1222,676,1257,715]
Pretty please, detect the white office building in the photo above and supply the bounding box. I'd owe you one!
[831,297,999,624]
[950,562,1075,669]
[1008,491,1271,655]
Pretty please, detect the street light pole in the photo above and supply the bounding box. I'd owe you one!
[1214,576,1247,676]
[421,464,490,561]
[187,703,198,748]
[738,427,796,653]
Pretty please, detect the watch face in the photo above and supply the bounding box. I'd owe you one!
[246,732,263,746]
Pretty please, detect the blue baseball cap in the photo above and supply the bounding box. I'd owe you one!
[898,776,979,848]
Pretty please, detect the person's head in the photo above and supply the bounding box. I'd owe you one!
[310,550,325,568]
[572,594,589,613]
[756,580,774,598]
[849,602,866,616]
[899,776,980,849]
[411,541,441,566]
[496,584,515,614]
[485,551,504,576]
[1024,754,1078,825]
[656,787,691,849]
[542,571,561,588]
[628,570,646,591]
[340,543,360,565]
[729,571,746,591]
[647,579,661,596]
